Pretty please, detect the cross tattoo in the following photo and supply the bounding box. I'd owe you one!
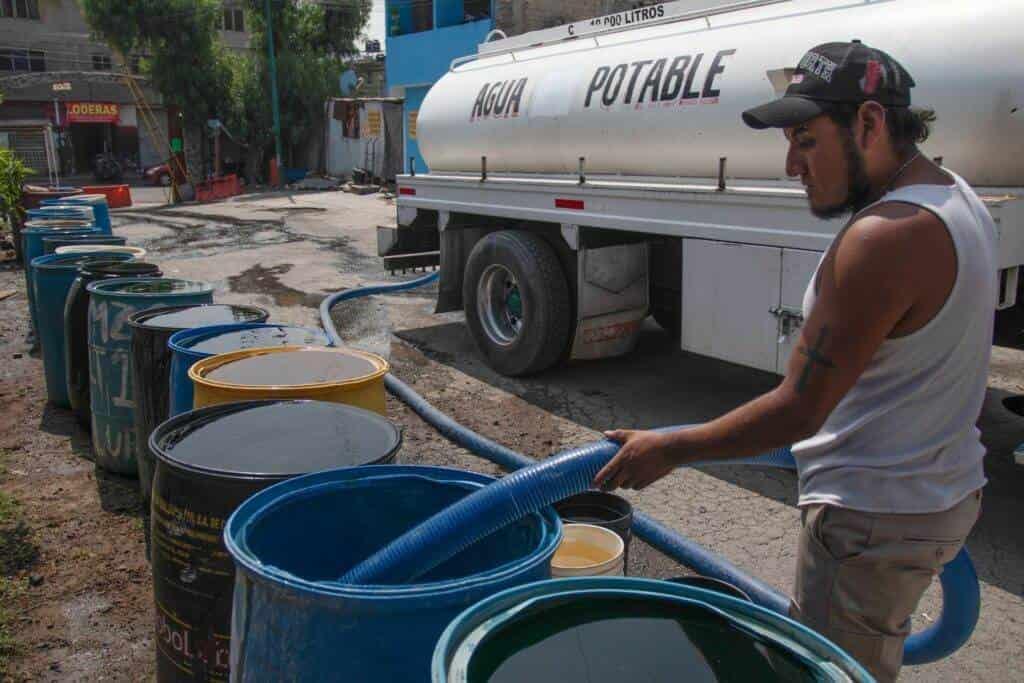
[797,326,835,392]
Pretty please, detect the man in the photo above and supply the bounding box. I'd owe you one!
[594,41,994,682]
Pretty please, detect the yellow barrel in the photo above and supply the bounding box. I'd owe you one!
[188,345,389,414]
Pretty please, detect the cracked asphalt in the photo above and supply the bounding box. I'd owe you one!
[3,187,1022,680]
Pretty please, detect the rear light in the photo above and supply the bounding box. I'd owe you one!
[399,187,416,196]
[555,198,584,210]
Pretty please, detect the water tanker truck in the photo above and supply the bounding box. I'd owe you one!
[390,0,1024,376]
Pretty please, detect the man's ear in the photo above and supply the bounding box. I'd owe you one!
[857,101,887,150]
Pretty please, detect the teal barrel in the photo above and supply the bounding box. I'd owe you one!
[65,261,163,432]
[41,194,112,233]
[86,278,213,474]
[31,252,133,407]
[43,234,126,255]
[225,465,562,682]
[22,220,99,338]
[433,578,875,683]
[166,323,331,416]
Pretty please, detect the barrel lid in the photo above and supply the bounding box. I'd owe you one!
[204,346,378,385]
[188,325,329,354]
[152,400,402,478]
[129,304,268,332]
[87,277,213,298]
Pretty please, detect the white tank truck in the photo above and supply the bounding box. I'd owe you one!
[388,0,1024,376]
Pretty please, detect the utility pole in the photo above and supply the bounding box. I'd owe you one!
[264,0,284,186]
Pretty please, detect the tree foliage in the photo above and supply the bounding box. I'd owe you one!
[80,0,233,129]
[234,0,371,169]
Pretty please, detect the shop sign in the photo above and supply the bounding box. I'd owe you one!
[66,102,120,124]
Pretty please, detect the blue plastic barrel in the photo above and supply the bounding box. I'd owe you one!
[22,221,100,337]
[166,323,331,416]
[433,577,874,683]
[225,465,562,682]
[31,252,134,407]
[42,234,126,255]
[41,194,112,234]
[27,206,94,224]
[86,278,213,474]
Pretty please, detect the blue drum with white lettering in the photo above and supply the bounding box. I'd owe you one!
[86,278,213,474]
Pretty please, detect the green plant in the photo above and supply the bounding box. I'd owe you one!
[0,148,33,234]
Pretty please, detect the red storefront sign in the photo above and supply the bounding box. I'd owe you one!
[66,102,120,124]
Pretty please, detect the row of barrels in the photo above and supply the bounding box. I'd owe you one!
[18,196,868,682]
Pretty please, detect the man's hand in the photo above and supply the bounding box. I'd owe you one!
[593,430,679,491]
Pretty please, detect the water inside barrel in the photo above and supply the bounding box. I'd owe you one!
[191,326,327,354]
[140,304,264,330]
[115,279,208,295]
[207,349,375,385]
[468,597,817,683]
[159,401,399,476]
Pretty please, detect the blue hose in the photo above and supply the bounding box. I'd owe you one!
[319,273,979,664]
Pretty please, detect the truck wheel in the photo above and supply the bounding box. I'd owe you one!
[463,230,571,376]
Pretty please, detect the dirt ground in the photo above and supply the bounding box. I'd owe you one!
[2,188,1023,681]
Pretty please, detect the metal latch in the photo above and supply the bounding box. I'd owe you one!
[770,306,805,344]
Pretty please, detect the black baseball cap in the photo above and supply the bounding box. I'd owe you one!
[743,40,915,129]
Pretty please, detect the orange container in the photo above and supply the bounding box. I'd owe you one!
[81,184,132,208]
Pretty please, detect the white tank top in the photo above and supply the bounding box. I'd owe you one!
[792,170,995,514]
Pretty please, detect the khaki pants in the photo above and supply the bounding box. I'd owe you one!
[791,490,982,682]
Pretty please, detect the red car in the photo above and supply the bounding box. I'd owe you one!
[143,161,172,186]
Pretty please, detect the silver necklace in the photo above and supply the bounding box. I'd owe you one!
[885,151,921,192]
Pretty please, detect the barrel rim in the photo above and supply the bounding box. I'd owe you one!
[554,490,633,525]
[78,260,159,277]
[188,344,389,390]
[431,578,875,682]
[31,252,131,271]
[22,223,97,232]
[149,399,402,480]
[127,303,269,332]
[167,322,330,357]
[224,464,563,599]
[86,277,214,298]
[55,245,145,256]
[42,193,107,204]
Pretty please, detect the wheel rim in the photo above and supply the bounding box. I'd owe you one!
[477,264,524,346]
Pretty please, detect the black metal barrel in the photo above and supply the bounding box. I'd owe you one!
[149,400,401,682]
[128,304,268,505]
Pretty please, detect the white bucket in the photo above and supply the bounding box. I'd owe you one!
[551,523,625,577]
[56,245,146,259]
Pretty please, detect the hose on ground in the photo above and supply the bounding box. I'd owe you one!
[319,272,979,664]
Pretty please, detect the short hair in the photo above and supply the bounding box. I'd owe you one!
[827,103,936,152]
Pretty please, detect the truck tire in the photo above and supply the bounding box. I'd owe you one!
[463,230,571,376]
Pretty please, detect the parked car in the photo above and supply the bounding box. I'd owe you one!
[143,161,172,186]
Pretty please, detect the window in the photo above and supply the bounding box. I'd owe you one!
[0,48,44,71]
[92,54,112,71]
[0,0,40,19]
[222,7,244,32]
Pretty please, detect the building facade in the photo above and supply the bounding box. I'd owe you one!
[0,0,177,178]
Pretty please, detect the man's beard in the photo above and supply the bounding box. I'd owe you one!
[809,129,873,219]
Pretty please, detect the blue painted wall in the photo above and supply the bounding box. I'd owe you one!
[386,2,495,173]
